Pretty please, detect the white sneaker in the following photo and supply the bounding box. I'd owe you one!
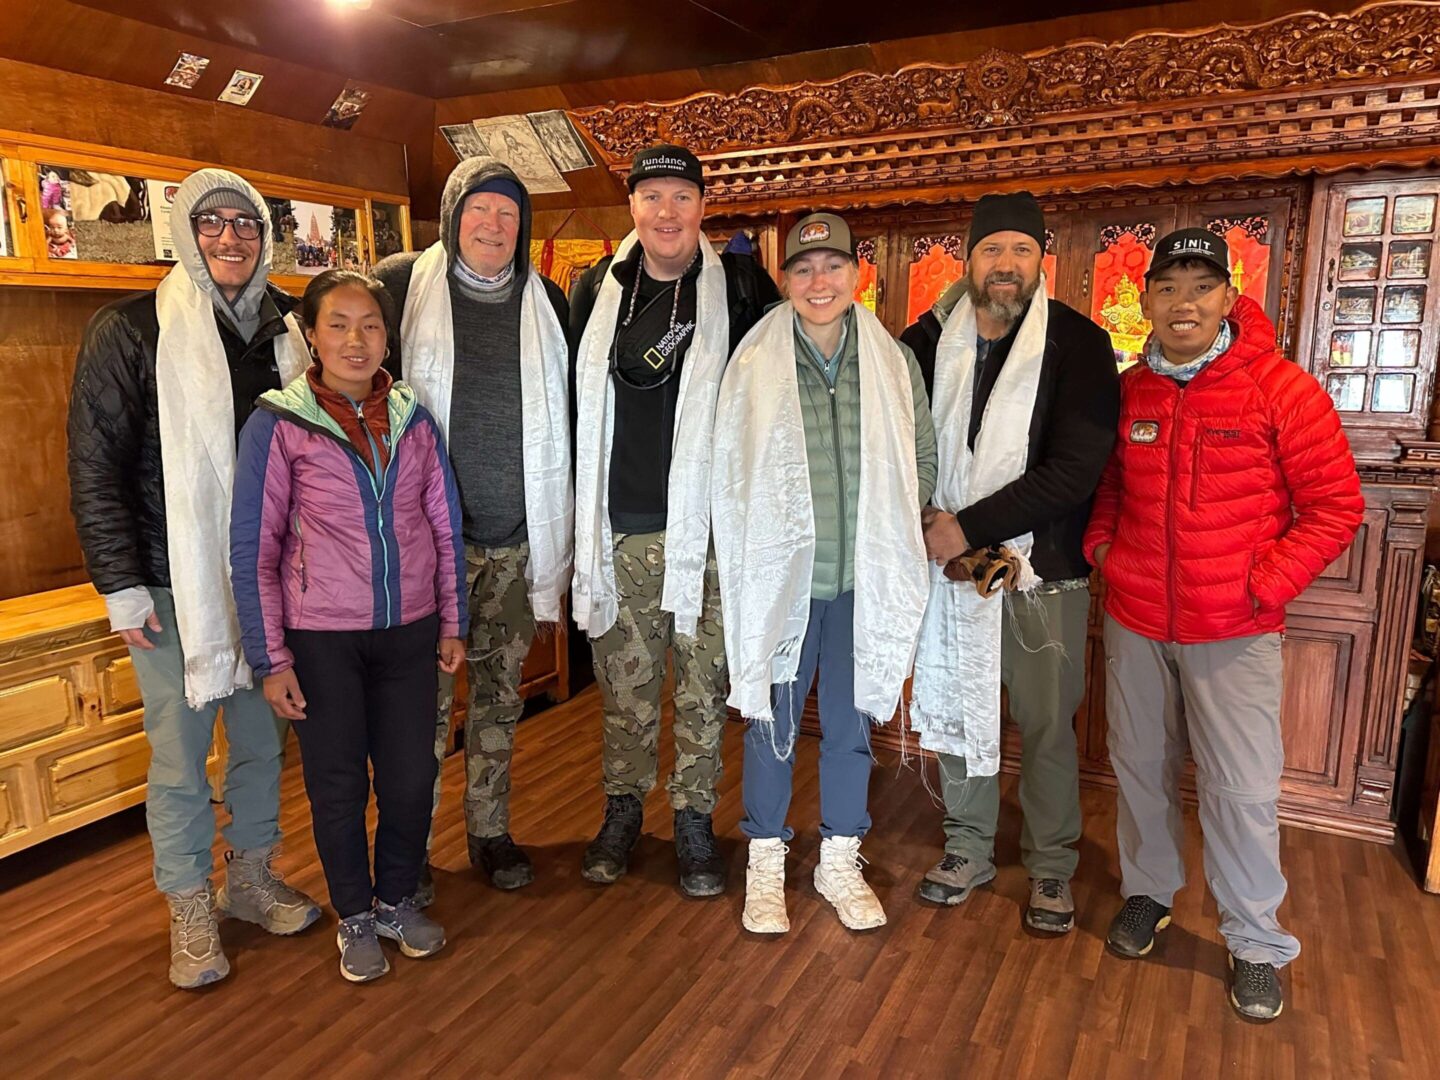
[814,835,886,931]
[742,839,789,934]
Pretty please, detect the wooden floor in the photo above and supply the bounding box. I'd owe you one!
[2,687,1439,1079]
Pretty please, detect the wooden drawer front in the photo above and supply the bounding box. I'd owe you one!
[0,773,20,840]
[97,654,142,715]
[46,731,149,814]
[0,673,80,752]
[1290,507,1385,619]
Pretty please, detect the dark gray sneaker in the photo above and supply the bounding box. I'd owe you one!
[374,896,446,958]
[1229,956,1284,1022]
[1106,895,1172,958]
[916,854,997,906]
[414,864,436,909]
[337,912,389,983]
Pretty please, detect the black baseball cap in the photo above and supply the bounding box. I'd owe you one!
[1146,228,1230,281]
[627,144,704,193]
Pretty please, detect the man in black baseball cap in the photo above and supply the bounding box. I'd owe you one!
[1139,227,1238,379]
[568,143,778,898]
[901,189,1119,936]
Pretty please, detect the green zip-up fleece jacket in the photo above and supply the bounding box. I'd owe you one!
[796,312,937,601]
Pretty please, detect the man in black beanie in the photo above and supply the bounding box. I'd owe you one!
[901,191,1119,933]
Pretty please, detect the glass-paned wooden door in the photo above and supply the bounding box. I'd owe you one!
[1302,176,1440,454]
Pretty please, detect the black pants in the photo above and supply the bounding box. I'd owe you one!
[288,614,440,918]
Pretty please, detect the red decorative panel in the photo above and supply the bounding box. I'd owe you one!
[1208,217,1272,308]
[854,237,878,311]
[1092,224,1158,363]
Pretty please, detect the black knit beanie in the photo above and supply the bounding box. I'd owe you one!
[968,192,1045,255]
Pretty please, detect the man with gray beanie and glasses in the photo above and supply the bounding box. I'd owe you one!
[68,168,321,989]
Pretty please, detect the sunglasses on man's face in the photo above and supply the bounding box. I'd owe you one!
[192,212,264,241]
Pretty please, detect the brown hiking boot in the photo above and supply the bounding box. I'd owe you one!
[916,853,996,906]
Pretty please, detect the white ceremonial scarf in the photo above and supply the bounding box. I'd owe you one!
[712,301,929,723]
[400,241,574,623]
[155,265,308,707]
[571,230,729,638]
[910,283,1048,774]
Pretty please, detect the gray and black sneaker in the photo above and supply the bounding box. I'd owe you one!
[1025,878,1075,934]
[337,911,390,983]
[1106,895,1172,958]
[915,854,997,906]
[1229,956,1284,1022]
[674,808,726,898]
[375,896,447,958]
[581,794,643,884]
[468,832,535,891]
[165,886,230,990]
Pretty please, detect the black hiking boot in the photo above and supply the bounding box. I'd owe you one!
[581,794,643,884]
[674,808,726,898]
[468,832,535,890]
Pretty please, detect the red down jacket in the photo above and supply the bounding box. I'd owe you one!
[1083,297,1363,644]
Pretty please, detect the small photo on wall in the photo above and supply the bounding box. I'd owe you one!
[38,168,77,260]
[268,199,361,276]
[164,52,210,90]
[323,84,371,130]
[440,123,489,161]
[218,70,263,107]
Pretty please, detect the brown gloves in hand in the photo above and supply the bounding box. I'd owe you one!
[943,545,1022,598]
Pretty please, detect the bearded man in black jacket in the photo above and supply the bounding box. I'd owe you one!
[903,192,1119,934]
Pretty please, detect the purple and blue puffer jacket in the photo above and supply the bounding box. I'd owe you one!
[231,375,468,678]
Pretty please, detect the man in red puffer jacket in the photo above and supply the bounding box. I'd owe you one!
[1083,228,1363,1023]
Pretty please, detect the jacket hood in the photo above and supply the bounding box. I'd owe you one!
[261,370,418,442]
[170,168,273,332]
[439,157,533,279]
[1184,296,1276,385]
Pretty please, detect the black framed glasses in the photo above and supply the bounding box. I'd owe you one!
[192,212,264,241]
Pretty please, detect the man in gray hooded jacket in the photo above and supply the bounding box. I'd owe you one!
[376,158,572,897]
[68,168,322,990]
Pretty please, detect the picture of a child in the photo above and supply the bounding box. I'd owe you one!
[45,207,76,260]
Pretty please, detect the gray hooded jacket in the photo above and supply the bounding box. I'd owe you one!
[374,157,571,549]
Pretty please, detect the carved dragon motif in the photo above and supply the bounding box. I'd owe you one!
[573,1,1440,159]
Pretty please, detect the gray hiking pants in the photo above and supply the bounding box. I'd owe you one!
[1104,615,1299,966]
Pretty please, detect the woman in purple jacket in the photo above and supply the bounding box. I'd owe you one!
[232,270,467,983]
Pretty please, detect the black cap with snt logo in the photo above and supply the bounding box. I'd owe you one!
[1145,227,1230,282]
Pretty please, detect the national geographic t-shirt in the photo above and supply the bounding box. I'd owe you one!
[607,255,700,533]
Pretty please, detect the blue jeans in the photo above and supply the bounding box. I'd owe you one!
[129,588,287,894]
[740,591,873,841]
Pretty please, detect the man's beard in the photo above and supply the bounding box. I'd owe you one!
[964,268,1040,327]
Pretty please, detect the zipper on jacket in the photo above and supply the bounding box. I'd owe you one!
[802,349,846,592]
[350,399,394,627]
[293,512,308,592]
[1167,386,1186,642]
[1189,435,1202,511]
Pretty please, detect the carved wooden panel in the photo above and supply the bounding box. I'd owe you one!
[0,773,16,839]
[576,3,1440,157]
[97,655,142,717]
[0,674,79,753]
[45,729,150,815]
[573,6,1440,212]
[1278,617,1372,802]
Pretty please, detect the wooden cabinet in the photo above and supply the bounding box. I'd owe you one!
[0,585,225,859]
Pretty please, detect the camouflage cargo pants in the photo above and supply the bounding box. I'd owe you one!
[432,543,536,841]
[589,531,728,813]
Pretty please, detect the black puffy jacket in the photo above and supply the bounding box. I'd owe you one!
[66,286,299,595]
